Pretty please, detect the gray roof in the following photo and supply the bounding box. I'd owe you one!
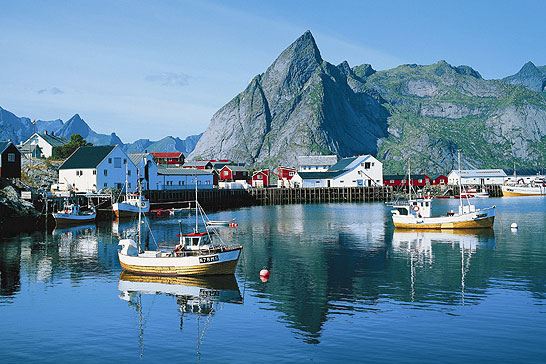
[59,146,115,170]
[223,165,248,172]
[39,133,69,147]
[450,169,507,178]
[157,167,213,176]
[297,155,338,166]
[128,153,151,166]
[183,160,212,168]
[297,171,343,179]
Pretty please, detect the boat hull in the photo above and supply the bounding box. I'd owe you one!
[392,207,495,230]
[501,185,546,197]
[53,213,96,226]
[118,247,242,276]
[113,202,150,218]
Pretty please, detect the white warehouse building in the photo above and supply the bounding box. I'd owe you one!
[292,155,383,188]
[156,167,215,190]
[59,145,137,193]
[447,169,507,186]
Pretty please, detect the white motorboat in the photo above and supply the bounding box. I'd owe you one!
[53,201,96,226]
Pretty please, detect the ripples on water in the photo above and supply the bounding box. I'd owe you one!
[1,198,546,363]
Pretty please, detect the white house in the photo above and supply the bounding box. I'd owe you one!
[59,145,137,193]
[447,169,507,186]
[297,155,338,172]
[156,167,214,190]
[292,155,383,188]
[128,153,161,191]
[21,132,69,158]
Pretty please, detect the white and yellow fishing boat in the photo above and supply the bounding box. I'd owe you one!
[501,183,546,197]
[390,153,495,230]
[117,182,242,276]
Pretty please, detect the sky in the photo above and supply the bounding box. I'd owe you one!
[1,0,545,143]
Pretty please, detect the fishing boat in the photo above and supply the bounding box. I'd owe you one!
[501,180,546,197]
[390,154,496,229]
[112,164,150,217]
[53,200,96,226]
[117,181,242,276]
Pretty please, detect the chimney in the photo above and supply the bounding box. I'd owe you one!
[44,130,48,135]
[51,131,55,136]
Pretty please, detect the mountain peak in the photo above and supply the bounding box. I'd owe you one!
[503,61,546,92]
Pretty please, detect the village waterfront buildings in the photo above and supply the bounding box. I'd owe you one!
[21,132,68,159]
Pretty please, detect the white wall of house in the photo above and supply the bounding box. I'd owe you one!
[156,173,214,190]
[24,135,53,158]
[331,156,383,187]
[448,170,506,185]
[59,146,137,192]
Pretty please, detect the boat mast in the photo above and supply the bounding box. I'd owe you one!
[458,151,463,212]
[195,173,198,233]
[408,159,412,201]
[138,166,142,253]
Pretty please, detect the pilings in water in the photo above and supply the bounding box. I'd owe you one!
[249,187,393,205]
[146,189,256,210]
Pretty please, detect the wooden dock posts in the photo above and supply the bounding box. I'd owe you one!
[249,186,393,205]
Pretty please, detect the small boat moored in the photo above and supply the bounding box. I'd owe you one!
[53,201,96,226]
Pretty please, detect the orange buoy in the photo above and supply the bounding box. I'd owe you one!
[229,223,238,228]
[260,275,269,283]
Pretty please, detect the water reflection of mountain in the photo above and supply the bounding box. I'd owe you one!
[236,203,546,344]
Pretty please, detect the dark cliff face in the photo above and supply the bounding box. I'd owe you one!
[189,31,390,168]
[190,32,546,174]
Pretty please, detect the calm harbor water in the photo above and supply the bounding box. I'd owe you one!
[1,198,546,363]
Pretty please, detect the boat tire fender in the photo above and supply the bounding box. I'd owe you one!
[412,205,419,212]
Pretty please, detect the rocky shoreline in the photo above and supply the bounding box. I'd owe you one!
[0,158,59,236]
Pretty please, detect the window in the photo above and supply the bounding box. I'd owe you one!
[257,175,262,179]
[115,183,122,189]
[340,180,344,183]
[390,180,394,183]
[123,159,127,164]
[108,158,112,164]
[223,170,229,176]
[364,162,371,169]
[114,157,121,168]
[93,169,96,175]
[179,181,181,185]
[402,179,406,183]
[7,153,15,162]
[104,169,108,176]
[128,170,131,176]
[418,179,423,183]
[289,172,294,176]
[104,183,107,188]
[128,183,131,189]
[316,181,320,184]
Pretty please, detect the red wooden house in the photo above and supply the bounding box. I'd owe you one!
[432,175,448,185]
[219,165,249,181]
[252,169,269,188]
[383,174,431,187]
[276,166,296,187]
[0,141,21,178]
[151,152,184,166]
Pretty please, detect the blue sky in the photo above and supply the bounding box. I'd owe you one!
[1,0,545,142]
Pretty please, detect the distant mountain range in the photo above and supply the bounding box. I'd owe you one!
[189,31,546,174]
[0,107,201,155]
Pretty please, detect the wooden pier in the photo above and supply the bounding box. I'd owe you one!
[249,186,393,205]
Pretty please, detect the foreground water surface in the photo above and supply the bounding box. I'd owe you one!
[1,198,545,363]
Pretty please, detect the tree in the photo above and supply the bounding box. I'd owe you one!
[53,134,93,159]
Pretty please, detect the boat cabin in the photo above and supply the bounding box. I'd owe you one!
[392,198,432,218]
[179,232,214,251]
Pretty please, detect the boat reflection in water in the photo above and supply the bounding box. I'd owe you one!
[118,272,242,359]
[391,229,496,304]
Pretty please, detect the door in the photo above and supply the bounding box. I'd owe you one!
[327,180,331,188]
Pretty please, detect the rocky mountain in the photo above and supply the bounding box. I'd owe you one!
[190,31,389,168]
[122,134,202,155]
[503,61,546,93]
[0,107,201,155]
[190,31,546,174]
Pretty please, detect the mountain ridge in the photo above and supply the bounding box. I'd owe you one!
[190,31,546,174]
